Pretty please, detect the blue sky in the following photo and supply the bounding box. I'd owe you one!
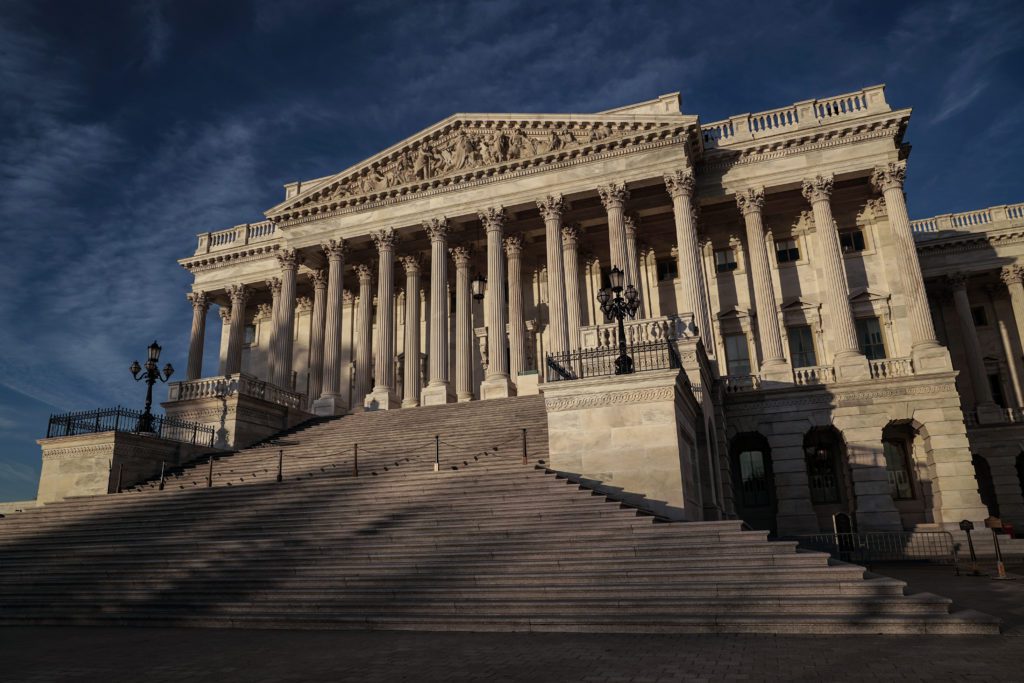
[1,0,1022,501]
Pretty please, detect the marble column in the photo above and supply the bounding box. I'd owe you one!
[735,187,789,381]
[306,269,329,412]
[623,214,644,317]
[367,229,398,410]
[422,218,453,405]
[353,264,374,408]
[598,182,630,278]
[561,225,583,351]
[872,162,950,371]
[451,246,473,402]
[1000,266,1024,364]
[185,291,209,380]
[479,207,513,398]
[664,169,712,344]
[949,273,1001,422]
[987,284,1024,406]
[400,255,422,408]
[537,195,571,356]
[504,234,527,383]
[314,240,347,415]
[265,277,282,383]
[224,284,249,375]
[273,249,300,389]
[802,174,869,381]
[217,306,231,374]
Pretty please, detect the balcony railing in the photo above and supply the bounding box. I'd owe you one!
[580,313,697,351]
[911,202,1024,238]
[46,407,215,447]
[793,365,835,385]
[195,220,278,255]
[869,357,914,379]
[167,373,305,411]
[545,339,682,382]
[723,374,762,393]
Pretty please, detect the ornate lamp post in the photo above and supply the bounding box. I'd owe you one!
[597,266,640,374]
[130,340,174,433]
[471,273,486,301]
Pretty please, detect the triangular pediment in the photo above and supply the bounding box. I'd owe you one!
[848,287,890,303]
[266,104,695,223]
[717,305,751,321]
[780,296,820,313]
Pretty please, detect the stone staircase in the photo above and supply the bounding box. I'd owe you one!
[0,396,1000,634]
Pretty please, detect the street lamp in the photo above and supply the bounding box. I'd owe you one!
[597,266,640,374]
[471,273,486,301]
[130,340,174,432]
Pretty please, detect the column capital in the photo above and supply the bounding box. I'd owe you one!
[321,238,348,261]
[276,248,302,270]
[801,173,834,204]
[871,161,906,193]
[187,290,209,311]
[598,182,629,210]
[309,268,329,290]
[503,234,525,256]
[219,306,232,323]
[947,271,969,291]
[561,224,581,248]
[624,213,639,238]
[450,245,473,269]
[398,254,422,274]
[1001,265,1024,286]
[296,296,313,312]
[664,168,696,199]
[256,302,273,320]
[370,228,397,250]
[537,194,566,220]
[735,187,766,215]
[353,263,374,284]
[266,277,282,295]
[227,284,249,305]
[478,207,506,232]
[423,217,450,241]
[343,289,356,304]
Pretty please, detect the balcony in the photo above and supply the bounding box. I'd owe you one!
[166,373,305,410]
[724,356,915,393]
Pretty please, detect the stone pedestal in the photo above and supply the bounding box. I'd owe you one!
[833,350,871,382]
[312,395,347,417]
[480,375,515,400]
[542,369,703,521]
[911,343,954,373]
[975,403,1006,425]
[422,384,454,406]
[365,388,400,411]
[516,372,540,396]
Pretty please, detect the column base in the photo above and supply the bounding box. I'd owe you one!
[364,388,400,411]
[976,402,1005,425]
[911,341,953,373]
[759,358,792,385]
[312,395,347,416]
[421,383,454,406]
[457,393,473,403]
[480,374,516,400]
[833,350,871,382]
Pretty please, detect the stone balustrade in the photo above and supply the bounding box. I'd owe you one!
[701,85,888,149]
[911,202,1024,238]
[195,221,278,255]
[580,313,697,351]
[723,374,762,393]
[868,357,914,379]
[792,365,836,385]
[167,373,305,410]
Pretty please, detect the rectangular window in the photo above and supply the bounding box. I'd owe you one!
[714,248,738,273]
[971,305,988,327]
[724,333,751,376]
[787,325,817,368]
[657,258,678,281]
[738,450,771,507]
[855,317,886,360]
[839,229,866,253]
[988,374,1007,408]
[243,324,256,346]
[883,440,914,500]
[774,238,800,263]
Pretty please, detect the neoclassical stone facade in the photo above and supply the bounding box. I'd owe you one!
[165,84,1024,534]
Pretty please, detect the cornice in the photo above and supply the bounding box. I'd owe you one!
[179,244,281,273]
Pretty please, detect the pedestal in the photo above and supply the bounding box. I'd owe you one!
[421,383,454,406]
[833,350,871,382]
[912,342,954,373]
[480,375,515,400]
[364,388,400,411]
[312,395,347,417]
[976,402,1006,425]
[759,359,793,385]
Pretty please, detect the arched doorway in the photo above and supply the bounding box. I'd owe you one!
[730,433,776,535]
[972,454,1000,518]
[803,427,852,530]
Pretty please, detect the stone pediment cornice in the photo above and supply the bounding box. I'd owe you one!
[266,114,698,225]
[179,243,281,273]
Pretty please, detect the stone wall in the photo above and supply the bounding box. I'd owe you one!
[162,393,312,450]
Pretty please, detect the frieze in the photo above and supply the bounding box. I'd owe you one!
[724,379,959,415]
[545,386,676,412]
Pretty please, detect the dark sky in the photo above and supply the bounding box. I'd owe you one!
[1,0,1022,500]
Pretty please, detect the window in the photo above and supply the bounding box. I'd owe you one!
[774,238,800,263]
[714,248,737,273]
[855,317,886,360]
[839,229,866,253]
[243,324,256,346]
[988,373,1007,408]
[883,439,915,500]
[971,305,988,327]
[657,258,678,282]
[737,450,771,507]
[805,445,841,504]
[724,334,751,376]
[787,325,817,368]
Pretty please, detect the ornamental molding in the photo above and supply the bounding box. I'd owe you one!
[268,118,694,224]
[916,229,1024,255]
[180,244,281,273]
[545,386,676,412]
[725,379,959,414]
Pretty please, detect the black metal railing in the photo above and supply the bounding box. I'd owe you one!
[545,339,682,382]
[792,531,959,570]
[46,406,215,447]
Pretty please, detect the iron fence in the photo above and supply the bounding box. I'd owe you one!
[46,406,215,447]
[545,339,682,382]
[793,531,959,569]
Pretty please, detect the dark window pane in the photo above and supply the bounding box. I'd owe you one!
[724,334,751,376]
[714,249,737,273]
[774,238,800,263]
[739,450,771,507]
[883,440,914,500]
[840,230,866,253]
[787,325,817,368]
[971,306,988,326]
[855,317,886,360]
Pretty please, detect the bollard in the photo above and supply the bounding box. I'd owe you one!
[521,428,528,466]
[115,463,124,493]
[277,449,283,483]
[353,444,359,477]
[985,516,1015,580]
[207,456,214,488]
[960,519,982,575]
[158,461,166,491]
[434,435,440,472]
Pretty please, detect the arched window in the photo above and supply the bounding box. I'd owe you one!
[804,428,845,504]
[729,433,776,535]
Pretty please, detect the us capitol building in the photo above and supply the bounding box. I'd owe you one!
[43,84,1024,538]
